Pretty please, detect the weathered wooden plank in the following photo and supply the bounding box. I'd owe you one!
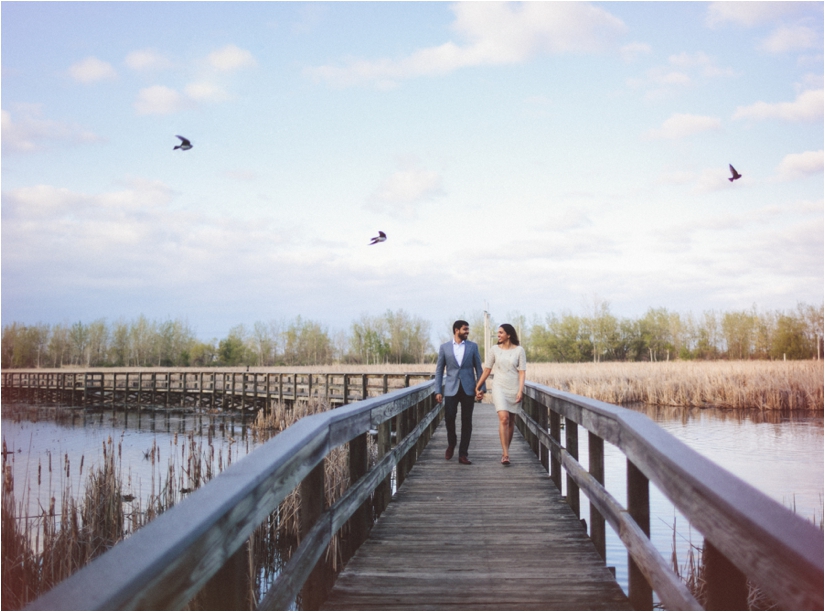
[323,405,630,611]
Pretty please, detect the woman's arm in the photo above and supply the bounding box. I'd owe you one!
[475,367,492,398]
[516,369,526,403]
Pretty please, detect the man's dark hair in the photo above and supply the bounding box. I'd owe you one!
[453,320,469,334]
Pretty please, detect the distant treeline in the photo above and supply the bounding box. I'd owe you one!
[2,304,822,369]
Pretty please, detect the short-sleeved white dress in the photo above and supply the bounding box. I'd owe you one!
[485,345,527,413]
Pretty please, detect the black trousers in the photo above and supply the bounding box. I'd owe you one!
[444,386,475,457]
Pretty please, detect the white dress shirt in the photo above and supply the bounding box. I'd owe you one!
[452,340,466,366]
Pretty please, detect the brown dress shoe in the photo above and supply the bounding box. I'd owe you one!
[458,456,472,465]
[445,446,454,460]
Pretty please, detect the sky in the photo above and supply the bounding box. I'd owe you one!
[2,1,823,342]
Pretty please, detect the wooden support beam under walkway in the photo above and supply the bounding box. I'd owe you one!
[323,403,630,611]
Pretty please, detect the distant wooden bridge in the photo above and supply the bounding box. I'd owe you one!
[22,376,824,611]
[1,370,432,411]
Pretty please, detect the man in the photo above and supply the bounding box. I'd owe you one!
[435,320,486,465]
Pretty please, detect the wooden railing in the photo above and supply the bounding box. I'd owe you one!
[1,370,433,410]
[520,381,824,611]
[25,380,440,611]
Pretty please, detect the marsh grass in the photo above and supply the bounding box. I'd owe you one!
[1,398,358,609]
[527,360,823,410]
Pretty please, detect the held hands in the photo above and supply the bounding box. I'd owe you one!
[475,388,484,401]
[436,393,443,404]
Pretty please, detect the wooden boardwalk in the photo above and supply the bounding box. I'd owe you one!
[324,403,630,611]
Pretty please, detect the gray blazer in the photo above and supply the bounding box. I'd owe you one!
[434,340,486,397]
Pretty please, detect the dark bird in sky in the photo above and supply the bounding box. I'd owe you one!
[728,164,742,182]
[174,135,193,151]
[369,231,387,245]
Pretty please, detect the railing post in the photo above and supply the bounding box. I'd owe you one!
[565,417,580,518]
[361,374,368,400]
[549,407,561,491]
[704,540,748,610]
[396,406,408,487]
[199,540,251,610]
[588,432,606,561]
[627,459,653,610]
[343,375,349,405]
[375,418,392,516]
[539,400,549,473]
[347,433,370,561]
[299,461,328,610]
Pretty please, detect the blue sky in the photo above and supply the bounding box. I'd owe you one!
[2,1,823,340]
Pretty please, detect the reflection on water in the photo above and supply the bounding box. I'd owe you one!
[2,407,267,523]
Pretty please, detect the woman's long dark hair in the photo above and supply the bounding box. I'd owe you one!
[498,323,520,346]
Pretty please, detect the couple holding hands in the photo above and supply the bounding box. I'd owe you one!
[434,320,526,466]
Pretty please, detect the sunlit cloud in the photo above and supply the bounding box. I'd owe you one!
[773,150,824,182]
[184,81,230,102]
[760,25,820,53]
[705,2,809,28]
[366,160,445,218]
[134,85,191,115]
[733,89,824,122]
[1,106,103,153]
[645,113,722,140]
[125,48,173,71]
[207,44,256,72]
[306,2,626,87]
[68,56,117,83]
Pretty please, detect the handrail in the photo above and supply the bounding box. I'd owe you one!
[522,381,824,611]
[25,380,439,611]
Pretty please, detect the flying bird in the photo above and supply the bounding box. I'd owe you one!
[728,164,742,182]
[369,231,387,245]
[174,135,193,151]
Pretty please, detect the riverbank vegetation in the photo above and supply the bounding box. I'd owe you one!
[2,303,822,369]
[527,360,823,411]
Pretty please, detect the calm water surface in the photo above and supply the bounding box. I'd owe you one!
[2,403,822,599]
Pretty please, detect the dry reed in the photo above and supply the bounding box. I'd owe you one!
[527,361,823,411]
[1,398,358,609]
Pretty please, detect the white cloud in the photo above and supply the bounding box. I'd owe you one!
[207,44,256,72]
[705,2,808,28]
[306,2,626,87]
[733,89,824,122]
[184,82,229,102]
[125,48,173,71]
[760,25,820,53]
[630,52,734,99]
[367,160,445,217]
[134,85,191,115]
[1,106,102,153]
[646,113,722,140]
[68,57,117,83]
[774,150,824,182]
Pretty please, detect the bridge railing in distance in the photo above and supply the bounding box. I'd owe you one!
[25,380,441,611]
[2,370,434,409]
[520,381,824,611]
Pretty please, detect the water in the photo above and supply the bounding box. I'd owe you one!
[2,408,267,524]
[570,405,824,599]
[2,403,822,602]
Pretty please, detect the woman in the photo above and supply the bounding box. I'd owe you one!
[475,324,526,465]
